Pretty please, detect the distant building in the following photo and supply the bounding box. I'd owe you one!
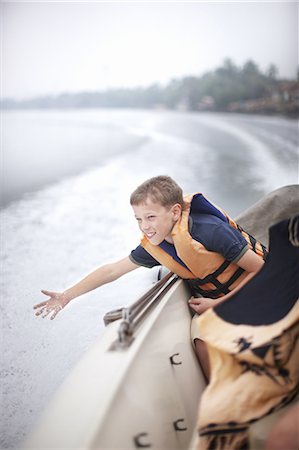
[228,80,299,117]
[197,96,215,111]
[272,81,299,103]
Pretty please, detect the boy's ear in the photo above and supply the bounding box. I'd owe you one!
[172,203,182,220]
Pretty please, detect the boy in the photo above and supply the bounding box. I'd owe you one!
[34,176,267,378]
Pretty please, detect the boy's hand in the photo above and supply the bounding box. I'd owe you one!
[34,290,70,320]
[188,296,215,314]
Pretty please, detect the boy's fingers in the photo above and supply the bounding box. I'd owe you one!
[190,304,199,312]
[50,310,59,320]
[188,298,201,305]
[189,303,204,313]
[33,301,48,309]
[41,289,53,296]
[41,308,51,318]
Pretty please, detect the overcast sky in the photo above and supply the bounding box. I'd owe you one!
[1,1,298,100]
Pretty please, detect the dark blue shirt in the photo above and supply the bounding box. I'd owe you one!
[129,212,249,269]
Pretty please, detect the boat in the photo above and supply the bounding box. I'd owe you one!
[24,185,299,450]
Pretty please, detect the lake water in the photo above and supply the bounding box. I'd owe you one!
[1,109,298,448]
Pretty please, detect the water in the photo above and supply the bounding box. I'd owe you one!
[1,109,298,448]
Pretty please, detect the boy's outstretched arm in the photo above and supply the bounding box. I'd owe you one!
[34,257,140,320]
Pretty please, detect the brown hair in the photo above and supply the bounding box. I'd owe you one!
[130,175,185,209]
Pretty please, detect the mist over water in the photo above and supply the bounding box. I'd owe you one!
[1,109,298,448]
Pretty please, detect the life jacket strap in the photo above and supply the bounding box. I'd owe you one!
[236,224,268,260]
[187,266,245,298]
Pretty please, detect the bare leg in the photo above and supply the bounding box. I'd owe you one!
[265,403,299,450]
[194,338,210,383]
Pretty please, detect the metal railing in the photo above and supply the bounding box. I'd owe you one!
[103,272,178,349]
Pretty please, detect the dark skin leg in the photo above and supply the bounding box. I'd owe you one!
[265,403,299,450]
[194,338,210,383]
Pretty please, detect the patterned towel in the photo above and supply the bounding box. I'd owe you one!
[195,216,299,450]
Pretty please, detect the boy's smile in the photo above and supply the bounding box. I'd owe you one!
[132,198,181,246]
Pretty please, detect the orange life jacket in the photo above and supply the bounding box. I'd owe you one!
[141,193,268,298]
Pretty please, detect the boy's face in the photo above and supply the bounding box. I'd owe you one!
[132,198,181,245]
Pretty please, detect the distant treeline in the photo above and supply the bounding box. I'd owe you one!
[2,59,299,115]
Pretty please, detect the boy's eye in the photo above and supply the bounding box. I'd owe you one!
[147,215,155,220]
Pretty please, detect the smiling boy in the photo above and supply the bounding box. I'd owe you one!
[34,175,267,378]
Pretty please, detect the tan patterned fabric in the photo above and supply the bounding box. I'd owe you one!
[195,301,299,450]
